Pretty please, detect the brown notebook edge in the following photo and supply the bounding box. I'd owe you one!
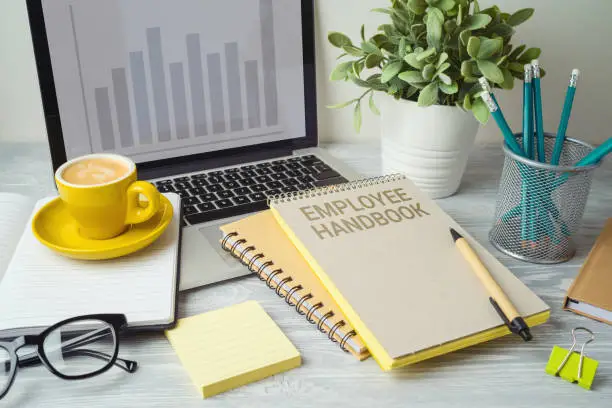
[563,219,612,324]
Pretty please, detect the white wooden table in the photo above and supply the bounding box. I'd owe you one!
[1,142,611,408]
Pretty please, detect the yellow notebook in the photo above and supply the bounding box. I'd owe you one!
[269,175,550,371]
[220,211,369,360]
[165,301,301,398]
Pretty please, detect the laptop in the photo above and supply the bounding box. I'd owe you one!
[26,0,360,291]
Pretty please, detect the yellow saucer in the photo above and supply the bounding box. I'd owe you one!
[32,195,174,260]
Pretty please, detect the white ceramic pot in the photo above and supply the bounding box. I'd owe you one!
[380,96,479,199]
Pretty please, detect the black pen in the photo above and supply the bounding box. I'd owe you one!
[450,228,532,341]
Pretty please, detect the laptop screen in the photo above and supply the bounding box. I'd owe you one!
[40,0,306,164]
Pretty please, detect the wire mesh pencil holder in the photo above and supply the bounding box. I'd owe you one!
[489,134,600,264]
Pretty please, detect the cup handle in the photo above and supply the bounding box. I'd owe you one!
[125,181,161,225]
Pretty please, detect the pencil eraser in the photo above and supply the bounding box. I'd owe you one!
[524,64,532,72]
[572,69,580,77]
[531,59,539,66]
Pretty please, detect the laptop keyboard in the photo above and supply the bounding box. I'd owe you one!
[153,155,348,226]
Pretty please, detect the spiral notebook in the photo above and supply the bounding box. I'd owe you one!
[268,174,550,371]
[220,211,369,360]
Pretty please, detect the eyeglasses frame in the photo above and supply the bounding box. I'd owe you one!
[0,313,129,399]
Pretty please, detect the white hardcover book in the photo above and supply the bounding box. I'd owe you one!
[0,193,181,336]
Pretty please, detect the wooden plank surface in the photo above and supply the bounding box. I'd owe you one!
[0,142,611,407]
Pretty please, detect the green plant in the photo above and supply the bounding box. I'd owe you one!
[328,0,541,130]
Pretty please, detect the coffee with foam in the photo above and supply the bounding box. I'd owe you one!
[62,157,130,186]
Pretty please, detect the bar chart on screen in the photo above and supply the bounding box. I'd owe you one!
[60,0,300,160]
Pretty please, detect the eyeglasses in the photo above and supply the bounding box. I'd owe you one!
[0,314,137,400]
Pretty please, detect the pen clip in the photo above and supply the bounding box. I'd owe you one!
[489,297,511,326]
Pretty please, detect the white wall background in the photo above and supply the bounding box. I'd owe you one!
[1,0,611,146]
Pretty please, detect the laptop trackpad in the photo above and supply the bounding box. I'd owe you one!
[197,222,239,268]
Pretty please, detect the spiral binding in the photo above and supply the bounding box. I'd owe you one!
[221,231,357,353]
[268,173,406,205]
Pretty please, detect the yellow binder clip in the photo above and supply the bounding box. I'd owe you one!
[545,327,598,390]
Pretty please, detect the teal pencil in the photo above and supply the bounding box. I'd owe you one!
[479,92,526,157]
[479,77,499,106]
[551,69,580,165]
[523,65,534,159]
[552,137,612,189]
[576,137,612,166]
[532,60,546,162]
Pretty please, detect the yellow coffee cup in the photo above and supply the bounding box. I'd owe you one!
[55,153,161,240]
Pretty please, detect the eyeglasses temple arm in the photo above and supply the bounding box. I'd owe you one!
[18,348,137,373]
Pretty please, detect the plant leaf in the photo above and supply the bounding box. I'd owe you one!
[477,59,504,84]
[428,6,445,23]
[508,44,526,60]
[426,8,444,50]
[508,8,534,26]
[444,20,457,34]
[457,4,464,26]
[361,41,381,55]
[496,55,508,66]
[508,62,524,73]
[439,80,459,94]
[467,36,480,58]
[471,97,489,124]
[477,37,503,59]
[473,0,480,13]
[360,24,365,41]
[416,47,437,61]
[463,14,492,30]
[330,61,353,81]
[371,8,392,15]
[369,92,380,116]
[404,53,427,69]
[437,0,456,11]
[436,62,451,73]
[328,32,352,48]
[500,68,514,90]
[342,45,364,57]
[422,63,436,81]
[404,86,419,99]
[437,52,449,68]
[463,93,472,110]
[370,34,388,47]
[399,37,407,58]
[459,30,471,46]
[352,60,364,76]
[381,61,404,83]
[365,53,383,68]
[418,82,439,107]
[353,101,362,132]
[398,70,426,83]
[408,0,428,14]
[438,72,452,85]
[350,73,388,91]
[461,60,476,77]
[327,99,356,109]
[518,47,541,63]
[490,23,515,37]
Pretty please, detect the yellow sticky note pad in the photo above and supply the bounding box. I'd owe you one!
[165,301,301,398]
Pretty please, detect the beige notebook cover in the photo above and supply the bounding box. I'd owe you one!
[269,175,550,370]
[220,211,369,359]
[564,218,612,324]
